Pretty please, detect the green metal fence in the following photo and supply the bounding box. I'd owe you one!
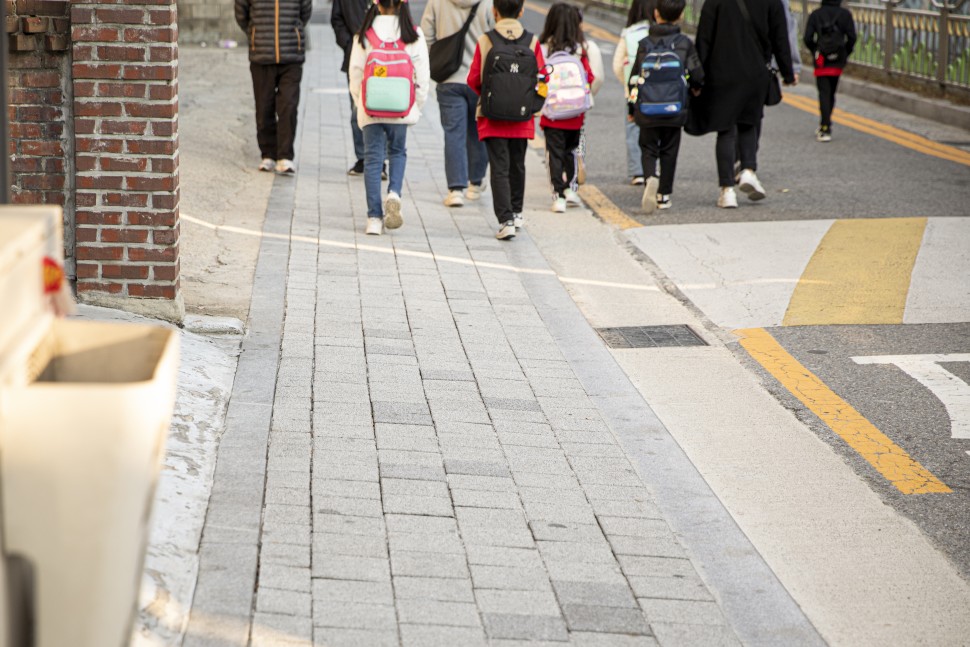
[587,0,970,89]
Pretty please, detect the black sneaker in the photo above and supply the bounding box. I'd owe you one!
[348,160,364,176]
[381,163,388,181]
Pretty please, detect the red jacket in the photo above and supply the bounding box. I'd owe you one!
[539,48,594,131]
[467,25,545,140]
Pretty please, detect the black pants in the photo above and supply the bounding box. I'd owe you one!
[543,126,581,197]
[250,62,303,161]
[485,137,527,225]
[639,126,682,195]
[716,122,759,187]
[816,75,840,128]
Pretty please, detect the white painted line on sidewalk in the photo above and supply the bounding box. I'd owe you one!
[181,213,662,293]
[905,218,970,324]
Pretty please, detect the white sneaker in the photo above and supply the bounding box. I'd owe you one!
[551,197,567,213]
[444,190,465,207]
[657,194,672,210]
[276,159,295,175]
[631,176,645,186]
[365,218,383,235]
[384,192,403,229]
[717,186,739,209]
[816,127,832,142]
[737,169,766,201]
[496,221,516,240]
[641,176,660,214]
[259,158,275,172]
[465,183,485,200]
[563,188,582,207]
[513,213,524,229]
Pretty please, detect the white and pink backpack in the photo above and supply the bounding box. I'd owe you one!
[540,48,592,121]
[361,29,416,118]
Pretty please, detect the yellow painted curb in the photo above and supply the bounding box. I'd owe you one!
[577,185,644,230]
[736,327,951,495]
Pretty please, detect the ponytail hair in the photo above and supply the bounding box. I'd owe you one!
[357,0,419,45]
[539,3,585,54]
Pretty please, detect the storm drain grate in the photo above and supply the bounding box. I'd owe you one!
[596,325,708,349]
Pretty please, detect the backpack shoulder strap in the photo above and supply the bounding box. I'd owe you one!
[365,28,382,49]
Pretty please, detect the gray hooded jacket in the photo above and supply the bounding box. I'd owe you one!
[420,0,494,85]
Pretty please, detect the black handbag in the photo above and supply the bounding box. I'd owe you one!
[429,3,481,83]
[734,0,782,106]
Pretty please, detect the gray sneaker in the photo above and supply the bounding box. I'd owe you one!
[495,221,516,240]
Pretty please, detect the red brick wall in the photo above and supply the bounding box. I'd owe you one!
[71,0,183,320]
[5,0,74,269]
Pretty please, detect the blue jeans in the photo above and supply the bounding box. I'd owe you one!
[363,123,407,218]
[437,83,487,191]
[626,118,643,178]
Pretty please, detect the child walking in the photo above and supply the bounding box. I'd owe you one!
[629,0,702,213]
[803,0,856,142]
[467,0,546,240]
[539,4,595,213]
[349,0,430,235]
[611,0,654,185]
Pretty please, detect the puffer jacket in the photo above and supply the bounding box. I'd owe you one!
[236,0,313,65]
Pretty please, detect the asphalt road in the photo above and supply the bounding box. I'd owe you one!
[518,2,970,583]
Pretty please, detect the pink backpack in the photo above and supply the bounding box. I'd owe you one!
[361,29,416,118]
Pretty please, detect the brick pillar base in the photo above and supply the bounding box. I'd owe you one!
[71,0,183,322]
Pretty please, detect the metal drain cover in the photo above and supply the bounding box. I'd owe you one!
[596,325,708,349]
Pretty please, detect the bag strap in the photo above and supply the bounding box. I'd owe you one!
[734,0,770,63]
[458,2,481,37]
[365,28,403,50]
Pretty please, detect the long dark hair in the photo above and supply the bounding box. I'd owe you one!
[626,0,655,26]
[539,3,585,54]
[357,0,419,45]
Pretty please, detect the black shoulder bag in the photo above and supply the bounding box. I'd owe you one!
[429,3,481,83]
[735,0,782,106]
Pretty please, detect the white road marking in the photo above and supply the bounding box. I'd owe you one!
[852,354,970,448]
[904,218,970,324]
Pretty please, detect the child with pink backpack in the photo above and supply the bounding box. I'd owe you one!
[539,3,595,213]
[349,0,430,235]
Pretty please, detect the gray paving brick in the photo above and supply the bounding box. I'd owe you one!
[551,581,639,608]
[589,499,663,520]
[609,534,686,559]
[251,612,312,646]
[512,473,580,490]
[265,485,312,507]
[437,432,502,450]
[629,575,714,601]
[523,502,598,525]
[381,478,449,497]
[529,520,607,543]
[315,496,384,518]
[312,600,398,630]
[649,623,741,647]
[393,576,475,602]
[262,522,311,547]
[257,587,312,617]
[312,555,391,581]
[383,494,455,517]
[570,633,660,647]
[311,479,381,500]
[311,579,393,604]
[450,488,521,510]
[386,513,457,535]
[599,516,672,537]
[517,486,588,507]
[536,540,615,564]
[312,531,388,558]
[313,514,385,536]
[481,613,569,641]
[496,432,560,448]
[259,563,311,593]
[388,530,465,554]
[444,458,511,478]
[465,546,544,568]
[391,550,470,578]
[474,589,560,616]
[261,541,311,568]
[396,599,482,627]
[544,560,627,584]
[616,556,697,579]
[639,599,727,626]
[469,564,551,591]
[460,525,536,549]
[399,624,487,647]
[561,603,652,635]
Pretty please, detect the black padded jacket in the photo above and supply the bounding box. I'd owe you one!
[236,0,313,65]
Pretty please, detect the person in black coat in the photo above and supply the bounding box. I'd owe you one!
[236,0,313,173]
[804,0,856,141]
[332,0,370,174]
[688,0,795,208]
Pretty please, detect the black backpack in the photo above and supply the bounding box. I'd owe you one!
[633,35,689,125]
[817,18,844,61]
[481,30,545,121]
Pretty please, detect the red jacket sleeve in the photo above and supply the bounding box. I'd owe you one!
[534,41,545,69]
[468,45,482,95]
[582,51,594,86]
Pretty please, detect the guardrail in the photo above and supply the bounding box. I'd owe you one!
[586,0,970,90]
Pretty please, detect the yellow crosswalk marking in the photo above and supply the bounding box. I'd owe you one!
[736,327,951,495]
[784,217,927,326]
[577,185,643,230]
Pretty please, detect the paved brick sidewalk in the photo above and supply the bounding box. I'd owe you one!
[182,26,814,647]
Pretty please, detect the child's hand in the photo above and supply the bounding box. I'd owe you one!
[626,114,634,123]
[690,88,701,97]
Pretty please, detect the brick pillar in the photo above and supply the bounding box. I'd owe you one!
[5,0,74,272]
[71,0,183,322]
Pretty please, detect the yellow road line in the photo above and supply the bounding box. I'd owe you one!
[577,184,644,230]
[784,217,927,326]
[736,327,951,495]
[783,94,970,167]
